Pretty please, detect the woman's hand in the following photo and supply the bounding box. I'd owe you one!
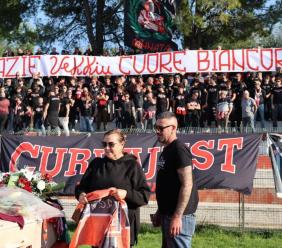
[78,192,88,204]
[110,188,127,201]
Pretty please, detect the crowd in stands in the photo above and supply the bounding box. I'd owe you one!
[0,46,281,135]
[0,70,281,135]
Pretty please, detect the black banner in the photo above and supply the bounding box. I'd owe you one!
[0,133,261,195]
[124,0,179,52]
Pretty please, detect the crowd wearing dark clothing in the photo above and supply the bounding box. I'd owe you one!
[0,70,281,135]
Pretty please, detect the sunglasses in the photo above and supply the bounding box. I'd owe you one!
[102,141,117,148]
[154,124,174,132]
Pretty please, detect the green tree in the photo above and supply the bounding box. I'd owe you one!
[0,1,38,54]
[176,0,282,49]
[258,24,282,48]
[0,0,28,37]
[28,0,123,55]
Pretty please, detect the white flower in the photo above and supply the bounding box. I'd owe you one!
[20,168,34,181]
[37,180,46,191]
[32,172,42,181]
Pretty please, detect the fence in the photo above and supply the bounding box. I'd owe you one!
[6,125,282,230]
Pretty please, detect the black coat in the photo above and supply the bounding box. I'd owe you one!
[75,153,151,246]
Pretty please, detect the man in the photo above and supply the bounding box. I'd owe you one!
[151,111,198,248]
[270,78,282,128]
[230,73,247,131]
[250,79,266,129]
[241,90,257,132]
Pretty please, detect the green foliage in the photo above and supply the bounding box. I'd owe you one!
[177,0,282,49]
[25,0,123,53]
[0,0,28,37]
[0,23,38,55]
[0,0,280,53]
[0,1,38,53]
[9,23,38,49]
[258,24,282,48]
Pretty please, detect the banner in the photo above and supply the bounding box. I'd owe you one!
[0,48,281,78]
[268,133,282,198]
[124,0,179,52]
[0,133,261,195]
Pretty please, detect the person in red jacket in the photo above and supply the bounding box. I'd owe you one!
[75,129,151,247]
[0,90,10,133]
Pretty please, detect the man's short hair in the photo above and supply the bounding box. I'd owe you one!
[157,111,176,120]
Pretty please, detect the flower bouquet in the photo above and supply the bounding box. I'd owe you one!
[0,186,64,219]
[0,168,65,199]
[0,169,69,245]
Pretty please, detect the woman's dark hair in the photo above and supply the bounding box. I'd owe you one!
[104,129,127,143]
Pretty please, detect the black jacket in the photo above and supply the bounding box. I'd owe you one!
[75,153,151,246]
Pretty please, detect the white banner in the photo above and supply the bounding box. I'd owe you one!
[0,48,281,78]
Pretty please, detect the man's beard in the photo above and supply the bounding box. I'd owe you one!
[157,135,165,144]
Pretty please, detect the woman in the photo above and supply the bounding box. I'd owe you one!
[75,129,151,247]
[0,90,10,133]
[95,87,109,131]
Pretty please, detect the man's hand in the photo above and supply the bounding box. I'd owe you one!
[170,215,182,237]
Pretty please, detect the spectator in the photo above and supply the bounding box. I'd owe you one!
[77,87,94,132]
[67,88,77,131]
[17,48,24,56]
[50,47,59,55]
[96,87,109,131]
[2,48,14,57]
[121,92,135,129]
[262,75,273,121]
[231,73,247,131]
[59,86,71,136]
[33,97,45,134]
[104,76,114,121]
[84,47,93,56]
[73,47,82,55]
[206,76,219,128]
[241,90,257,132]
[186,91,201,128]
[113,86,125,128]
[35,48,44,55]
[24,49,33,56]
[174,84,187,128]
[43,87,61,134]
[216,90,233,131]
[132,83,145,129]
[156,85,169,117]
[143,92,156,130]
[13,95,26,132]
[251,79,266,129]
[271,78,282,128]
[0,90,10,133]
[4,78,14,99]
